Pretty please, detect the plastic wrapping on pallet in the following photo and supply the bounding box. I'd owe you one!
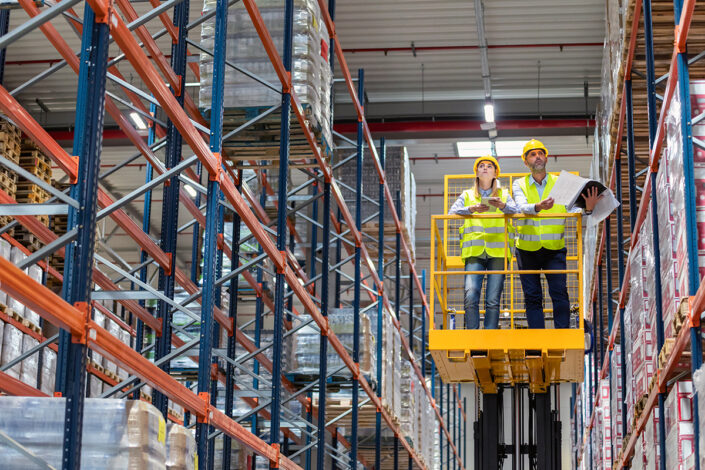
[1,322,22,378]
[20,333,38,387]
[199,0,332,147]
[398,358,414,442]
[392,325,402,420]
[104,319,120,376]
[0,238,9,306]
[89,374,102,397]
[664,380,695,469]
[92,309,106,368]
[40,347,56,395]
[694,366,705,465]
[289,308,368,378]
[0,397,167,469]
[166,424,196,470]
[7,246,26,317]
[336,146,416,260]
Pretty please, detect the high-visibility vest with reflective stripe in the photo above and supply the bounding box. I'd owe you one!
[515,174,567,251]
[459,188,513,259]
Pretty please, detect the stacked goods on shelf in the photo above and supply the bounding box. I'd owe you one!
[199,0,333,154]
[610,344,624,457]
[643,409,660,469]
[596,379,612,469]
[0,397,166,468]
[289,308,370,380]
[166,424,197,470]
[594,0,630,181]
[336,146,417,260]
[0,119,22,228]
[693,366,705,468]
[398,357,415,443]
[664,380,695,469]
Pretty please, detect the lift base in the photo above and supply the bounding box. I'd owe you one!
[429,328,584,393]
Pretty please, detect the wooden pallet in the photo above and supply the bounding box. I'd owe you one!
[220,107,331,169]
[658,337,676,370]
[13,228,43,252]
[0,169,17,196]
[15,182,50,203]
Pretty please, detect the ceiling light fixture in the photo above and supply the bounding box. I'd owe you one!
[483,103,495,123]
[129,111,148,130]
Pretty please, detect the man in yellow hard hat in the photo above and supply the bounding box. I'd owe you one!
[448,155,517,329]
[512,139,599,328]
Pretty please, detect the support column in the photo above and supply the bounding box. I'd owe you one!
[195,0,227,464]
[673,2,703,467]
[375,139,386,470]
[154,0,190,417]
[57,5,109,468]
[350,67,365,469]
[315,176,331,469]
[269,0,294,465]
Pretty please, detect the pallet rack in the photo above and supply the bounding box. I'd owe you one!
[575,0,705,468]
[0,1,466,469]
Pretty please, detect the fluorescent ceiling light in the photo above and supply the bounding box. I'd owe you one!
[129,111,148,130]
[456,140,527,158]
[184,184,198,198]
[483,103,495,123]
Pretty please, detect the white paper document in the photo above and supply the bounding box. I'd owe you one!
[550,170,620,226]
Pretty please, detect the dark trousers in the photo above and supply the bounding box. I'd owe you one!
[516,247,570,328]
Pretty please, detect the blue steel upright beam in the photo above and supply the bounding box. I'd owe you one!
[350,67,364,469]
[605,220,613,332]
[643,3,668,468]
[57,5,109,468]
[626,79,638,229]
[196,0,227,464]
[154,0,190,417]
[375,139,386,470]
[224,170,242,470]
[393,190,400,468]
[316,173,332,469]
[0,10,9,85]
[421,270,426,378]
[269,0,294,464]
[674,2,702,468]
[191,161,203,283]
[134,100,157,401]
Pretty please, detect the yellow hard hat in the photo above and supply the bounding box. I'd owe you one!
[473,155,501,177]
[522,139,548,160]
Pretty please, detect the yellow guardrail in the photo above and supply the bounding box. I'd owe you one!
[431,172,583,333]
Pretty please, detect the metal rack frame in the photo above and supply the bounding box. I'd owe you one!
[0,0,470,468]
[575,0,705,468]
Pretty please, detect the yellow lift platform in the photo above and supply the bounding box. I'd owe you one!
[428,173,585,394]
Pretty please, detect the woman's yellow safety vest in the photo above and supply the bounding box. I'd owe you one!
[515,174,566,251]
[458,187,513,259]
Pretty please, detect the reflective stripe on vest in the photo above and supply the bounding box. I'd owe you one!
[515,174,567,251]
[458,188,514,259]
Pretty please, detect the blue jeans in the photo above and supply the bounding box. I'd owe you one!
[464,257,505,329]
[516,247,570,328]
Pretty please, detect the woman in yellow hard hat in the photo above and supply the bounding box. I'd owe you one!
[448,155,518,329]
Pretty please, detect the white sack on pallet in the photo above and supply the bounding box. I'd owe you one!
[0,238,9,305]
[1,322,22,378]
[20,334,38,387]
[7,246,26,317]
[40,347,56,395]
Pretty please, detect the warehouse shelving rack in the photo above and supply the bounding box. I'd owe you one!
[575,0,705,468]
[0,0,467,469]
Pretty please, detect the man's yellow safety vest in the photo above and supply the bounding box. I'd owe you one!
[515,174,566,251]
[458,187,513,259]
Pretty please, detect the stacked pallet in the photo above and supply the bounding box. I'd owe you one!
[0,119,22,229]
[11,139,53,252]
